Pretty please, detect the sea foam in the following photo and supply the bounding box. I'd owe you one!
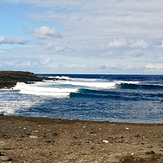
[13,77,141,97]
[14,82,77,97]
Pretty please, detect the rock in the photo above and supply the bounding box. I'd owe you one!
[52,132,59,137]
[103,140,109,143]
[145,151,155,155]
[146,144,153,148]
[0,71,46,89]
[120,156,134,163]
[29,135,38,139]
[0,155,10,161]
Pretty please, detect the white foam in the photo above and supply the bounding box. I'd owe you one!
[50,76,104,82]
[70,78,102,82]
[0,99,35,115]
[55,80,116,89]
[53,76,72,80]
[116,81,140,84]
[55,79,140,90]
[14,82,77,98]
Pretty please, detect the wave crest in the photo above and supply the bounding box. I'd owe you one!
[116,82,163,90]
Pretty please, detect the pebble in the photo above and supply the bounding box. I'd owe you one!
[103,140,109,143]
[146,144,153,148]
[145,151,155,155]
[0,155,10,161]
[29,135,38,139]
[52,132,59,137]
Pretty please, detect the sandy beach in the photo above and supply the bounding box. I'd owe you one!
[0,115,163,163]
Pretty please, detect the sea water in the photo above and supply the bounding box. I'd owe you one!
[0,74,163,123]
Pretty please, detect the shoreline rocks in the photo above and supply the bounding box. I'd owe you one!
[0,70,68,89]
[0,71,46,88]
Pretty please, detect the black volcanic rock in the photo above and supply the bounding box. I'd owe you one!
[0,71,44,88]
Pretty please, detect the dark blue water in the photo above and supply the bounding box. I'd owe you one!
[0,74,163,123]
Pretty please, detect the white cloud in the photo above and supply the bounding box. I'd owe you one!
[41,58,53,65]
[55,46,65,52]
[33,26,63,39]
[108,39,149,49]
[100,64,118,70]
[19,61,31,67]
[0,35,27,44]
[0,36,5,43]
[46,43,68,52]
[108,39,126,48]
[130,40,149,48]
[146,64,163,70]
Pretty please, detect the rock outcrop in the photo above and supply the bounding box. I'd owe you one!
[0,71,44,88]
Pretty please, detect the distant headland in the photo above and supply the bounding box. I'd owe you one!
[0,71,44,89]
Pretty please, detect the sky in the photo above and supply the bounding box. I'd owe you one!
[0,0,163,74]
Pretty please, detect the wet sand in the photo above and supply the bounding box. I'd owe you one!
[0,115,163,163]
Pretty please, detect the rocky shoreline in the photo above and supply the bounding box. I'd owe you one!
[0,71,68,89]
[0,71,45,89]
[0,115,163,163]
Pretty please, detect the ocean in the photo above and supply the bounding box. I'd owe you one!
[0,74,163,123]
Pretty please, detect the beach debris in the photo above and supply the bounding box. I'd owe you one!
[29,135,38,139]
[103,140,109,144]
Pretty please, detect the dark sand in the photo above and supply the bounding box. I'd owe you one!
[0,115,163,163]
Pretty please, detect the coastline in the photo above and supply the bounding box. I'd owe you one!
[0,115,163,163]
[0,71,47,89]
[0,71,163,162]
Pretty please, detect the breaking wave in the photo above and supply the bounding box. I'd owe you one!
[11,76,163,99]
[14,82,77,98]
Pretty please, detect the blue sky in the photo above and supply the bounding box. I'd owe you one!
[0,0,163,74]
